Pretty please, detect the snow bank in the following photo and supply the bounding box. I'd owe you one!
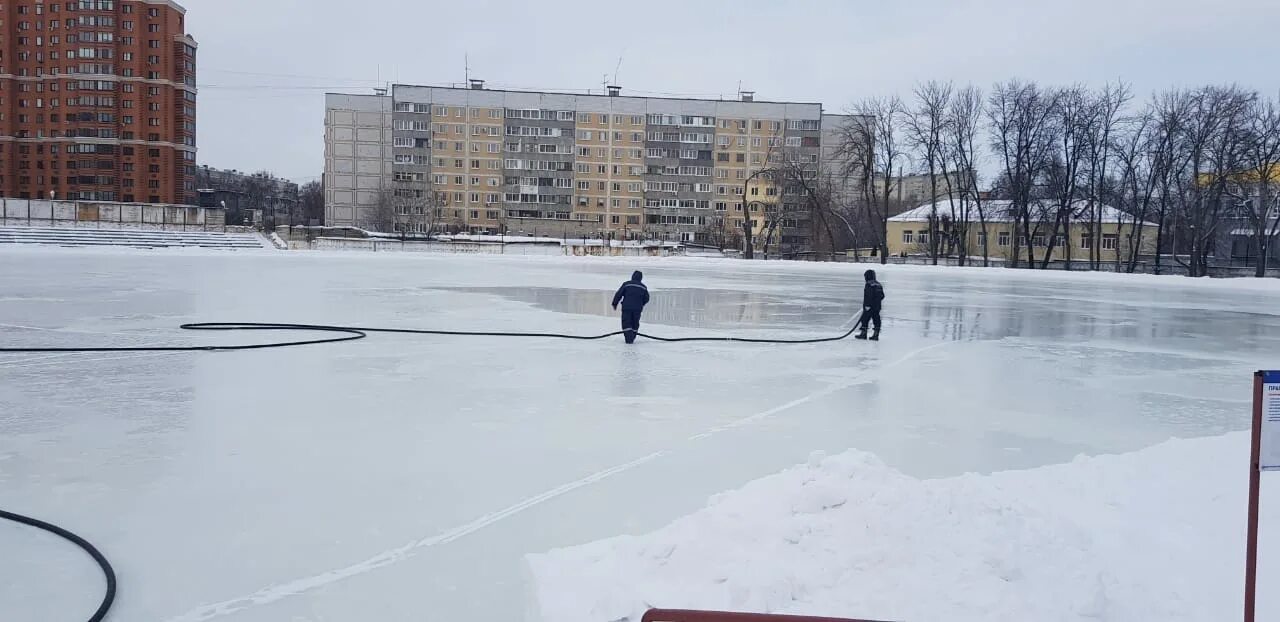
[527,433,1277,622]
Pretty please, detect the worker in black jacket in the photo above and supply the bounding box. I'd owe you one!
[855,269,885,341]
[611,270,650,344]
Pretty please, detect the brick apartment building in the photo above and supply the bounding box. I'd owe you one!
[0,0,197,204]
[325,83,861,252]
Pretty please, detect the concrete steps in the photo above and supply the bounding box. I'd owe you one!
[0,226,271,250]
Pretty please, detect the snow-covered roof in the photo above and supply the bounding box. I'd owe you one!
[889,199,1155,226]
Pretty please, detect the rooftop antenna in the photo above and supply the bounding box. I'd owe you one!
[613,53,624,86]
[465,52,470,87]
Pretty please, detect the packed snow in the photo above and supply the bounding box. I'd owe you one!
[0,246,1278,622]
[528,433,1278,622]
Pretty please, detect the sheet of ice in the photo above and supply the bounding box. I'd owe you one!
[527,433,1278,622]
[1,246,1278,622]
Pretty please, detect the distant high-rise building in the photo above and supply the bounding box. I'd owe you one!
[325,84,862,253]
[0,0,198,204]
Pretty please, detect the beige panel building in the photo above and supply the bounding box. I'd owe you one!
[323,83,861,253]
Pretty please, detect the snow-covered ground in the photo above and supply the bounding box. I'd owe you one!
[529,433,1278,622]
[0,246,1277,622]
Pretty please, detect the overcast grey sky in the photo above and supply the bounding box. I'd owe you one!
[184,0,1280,184]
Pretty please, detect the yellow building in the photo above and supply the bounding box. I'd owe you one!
[884,199,1158,263]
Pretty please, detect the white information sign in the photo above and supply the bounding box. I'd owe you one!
[1263,370,1280,471]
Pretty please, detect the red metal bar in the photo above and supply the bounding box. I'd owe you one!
[643,609,890,622]
[1246,371,1263,622]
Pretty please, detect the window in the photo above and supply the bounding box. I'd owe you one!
[1101,234,1118,250]
[695,183,712,193]
[1080,235,1093,249]
[751,137,762,147]
[902,230,914,244]
[918,232,929,246]
[578,130,592,140]
[998,231,1010,247]
[753,121,762,130]
[977,231,987,246]
[1031,234,1045,248]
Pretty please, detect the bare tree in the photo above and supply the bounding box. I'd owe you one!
[299,179,324,226]
[1229,94,1280,276]
[838,97,907,263]
[1143,90,1195,275]
[948,85,989,266]
[368,190,397,233]
[1173,86,1254,277]
[1112,110,1161,272]
[905,81,954,264]
[988,80,1061,268]
[1083,82,1132,269]
[1040,85,1098,269]
[764,156,828,259]
[738,127,787,259]
[243,171,277,228]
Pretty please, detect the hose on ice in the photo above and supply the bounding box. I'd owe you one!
[0,509,116,622]
[0,313,864,621]
[1,316,866,353]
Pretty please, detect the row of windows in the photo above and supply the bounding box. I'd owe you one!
[901,230,1120,250]
[6,82,172,96]
[16,1,164,15]
[392,139,802,165]
[388,103,819,131]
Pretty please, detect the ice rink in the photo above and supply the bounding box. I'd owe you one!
[2,247,1278,622]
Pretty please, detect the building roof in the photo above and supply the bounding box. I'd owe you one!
[889,199,1156,226]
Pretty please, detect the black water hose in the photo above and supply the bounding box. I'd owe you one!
[0,509,116,622]
[0,317,866,353]
[0,314,865,621]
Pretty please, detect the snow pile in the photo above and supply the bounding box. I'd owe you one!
[527,433,1276,622]
[267,231,288,250]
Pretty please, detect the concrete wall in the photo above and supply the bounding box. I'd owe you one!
[0,199,232,231]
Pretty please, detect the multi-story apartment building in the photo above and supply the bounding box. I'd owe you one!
[0,0,197,204]
[325,83,857,251]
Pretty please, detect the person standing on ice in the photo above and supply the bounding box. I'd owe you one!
[855,269,884,341]
[611,270,650,344]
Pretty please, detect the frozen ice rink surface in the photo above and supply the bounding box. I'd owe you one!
[2,247,1278,622]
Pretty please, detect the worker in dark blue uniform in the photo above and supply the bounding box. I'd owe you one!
[855,269,885,341]
[611,270,650,344]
